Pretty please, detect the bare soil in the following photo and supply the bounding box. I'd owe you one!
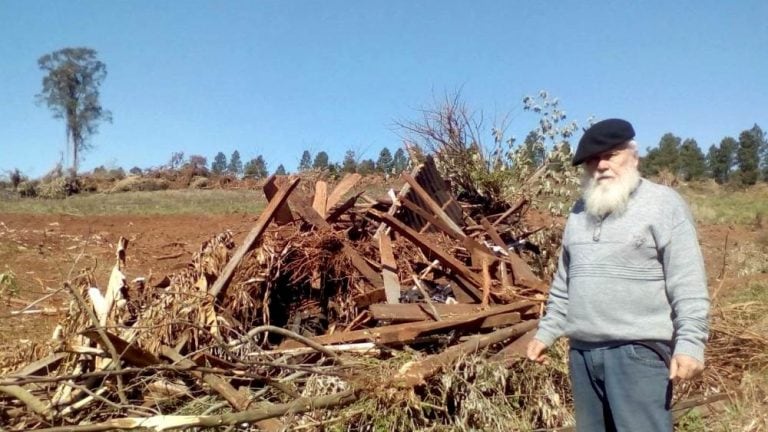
[0,211,763,351]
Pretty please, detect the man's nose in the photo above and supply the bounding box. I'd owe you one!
[597,158,611,170]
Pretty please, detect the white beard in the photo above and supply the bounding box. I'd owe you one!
[581,168,641,218]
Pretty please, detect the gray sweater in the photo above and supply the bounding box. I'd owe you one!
[535,178,710,362]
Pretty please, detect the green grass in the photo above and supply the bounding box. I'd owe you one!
[0,189,266,216]
[679,182,768,225]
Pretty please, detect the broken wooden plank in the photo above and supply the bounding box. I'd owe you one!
[326,173,362,211]
[262,174,294,225]
[402,173,464,236]
[379,233,401,304]
[367,209,484,296]
[506,252,548,292]
[209,177,301,298]
[325,192,363,223]
[82,328,161,368]
[282,302,536,348]
[369,303,491,322]
[6,353,67,378]
[492,197,527,227]
[312,180,328,218]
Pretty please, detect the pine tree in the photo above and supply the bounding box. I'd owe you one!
[243,155,268,179]
[342,150,357,173]
[312,151,329,170]
[299,150,312,171]
[358,159,376,175]
[707,137,737,184]
[275,164,286,175]
[228,150,243,176]
[376,147,394,174]
[211,152,227,174]
[392,148,408,173]
[737,126,761,185]
[678,138,706,181]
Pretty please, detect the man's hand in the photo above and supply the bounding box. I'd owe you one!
[526,339,549,363]
[669,354,705,381]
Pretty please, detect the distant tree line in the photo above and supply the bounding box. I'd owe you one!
[640,124,767,186]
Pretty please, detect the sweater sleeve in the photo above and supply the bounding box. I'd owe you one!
[535,245,570,347]
[661,217,710,363]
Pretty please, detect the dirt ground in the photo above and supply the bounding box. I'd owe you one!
[0,211,763,351]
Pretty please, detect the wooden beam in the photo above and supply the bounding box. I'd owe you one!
[491,328,536,365]
[82,328,161,368]
[209,177,300,298]
[262,174,294,225]
[367,209,483,292]
[369,302,532,322]
[326,173,362,211]
[312,180,328,218]
[379,233,401,304]
[492,198,527,227]
[282,301,536,348]
[325,192,363,223]
[402,173,464,236]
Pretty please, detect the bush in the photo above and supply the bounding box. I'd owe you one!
[17,180,38,198]
[189,176,209,189]
[36,177,81,199]
[110,176,170,193]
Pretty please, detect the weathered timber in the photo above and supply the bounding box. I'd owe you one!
[367,209,484,296]
[379,233,401,304]
[262,174,294,225]
[82,328,161,368]
[326,173,362,211]
[312,180,328,218]
[325,191,363,223]
[492,197,527,227]
[396,319,539,387]
[369,303,494,321]
[6,353,67,378]
[209,177,301,298]
[506,252,548,292]
[282,301,536,348]
[402,173,464,236]
[480,217,514,289]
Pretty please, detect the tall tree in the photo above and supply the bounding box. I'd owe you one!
[392,148,408,173]
[36,47,112,173]
[358,159,376,175]
[299,150,312,171]
[211,152,227,174]
[751,124,768,181]
[678,138,706,181]
[707,137,737,184]
[244,155,268,179]
[376,147,394,174]
[521,131,546,168]
[275,164,287,175]
[312,151,329,170]
[342,150,357,173]
[736,126,761,185]
[228,150,243,176]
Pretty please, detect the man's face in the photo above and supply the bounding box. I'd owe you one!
[583,143,639,184]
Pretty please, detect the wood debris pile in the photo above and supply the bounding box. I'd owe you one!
[1,157,559,431]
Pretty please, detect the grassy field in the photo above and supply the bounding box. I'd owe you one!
[0,189,267,215]
[680,181,768,225]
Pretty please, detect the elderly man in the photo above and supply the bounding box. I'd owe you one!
[527,119,709,431]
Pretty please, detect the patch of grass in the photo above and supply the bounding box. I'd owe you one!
[680,183,768,225]
[0,189,266,216]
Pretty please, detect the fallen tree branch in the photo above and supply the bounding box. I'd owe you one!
[32,388,359,432]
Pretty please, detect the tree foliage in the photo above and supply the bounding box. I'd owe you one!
[244,155,268,179]
[706,137,736,184]
[678,138,706,181]
[376,147,394,174]
[299,150,312,171]
[36,47,112,172]
[211,152,227,174]
[228,150,243,176]
[275,164,287,175]
[736,125,761,185]
[313,151,329,170]
[342,150,357,173]
[393,148,408,174]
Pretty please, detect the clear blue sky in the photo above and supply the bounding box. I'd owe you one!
[2,1,766,177]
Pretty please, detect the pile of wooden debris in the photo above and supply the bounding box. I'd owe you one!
[1,156,560,431]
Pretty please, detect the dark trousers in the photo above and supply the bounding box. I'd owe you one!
[569,343,673,432]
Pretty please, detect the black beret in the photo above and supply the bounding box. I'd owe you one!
[572,118,635,166]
